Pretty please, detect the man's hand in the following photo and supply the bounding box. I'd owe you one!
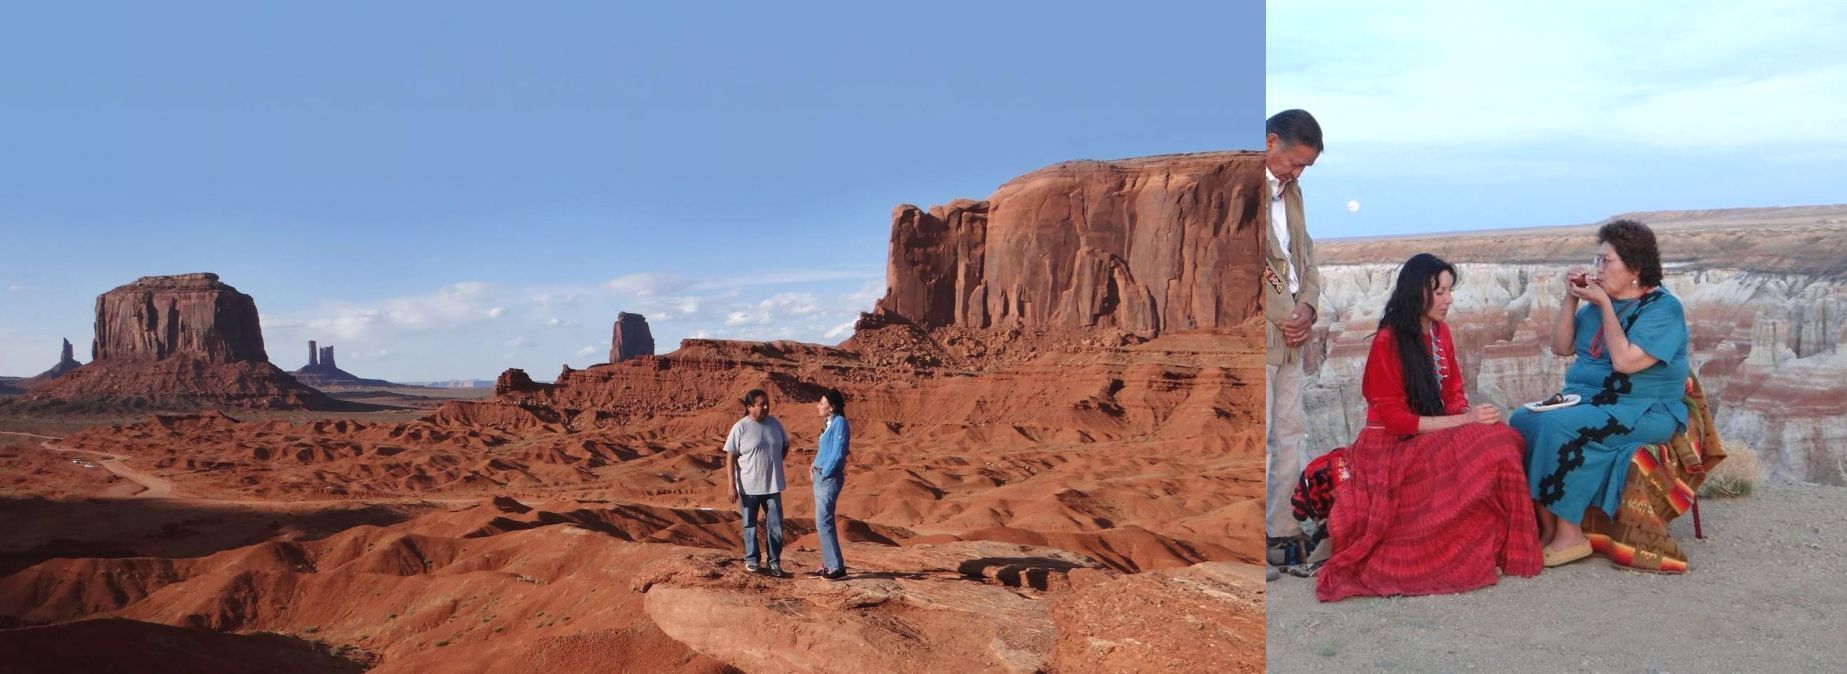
[1281,302,1317,346]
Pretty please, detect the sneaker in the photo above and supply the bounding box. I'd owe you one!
[766,563,787,578]
[821,568,847,581]
[1267,535,1309,567]
[1266,566,1281,582]
[806,568,830,578]
[745,560,761,574]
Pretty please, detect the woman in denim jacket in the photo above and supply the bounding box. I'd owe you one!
[809,389,851,580]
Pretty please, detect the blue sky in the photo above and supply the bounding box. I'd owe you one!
[1267,1,1847,240]
[1,2,1265,380]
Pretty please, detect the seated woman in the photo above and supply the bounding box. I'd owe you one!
[1317,253,1542,602]
[1511,219,1689,567]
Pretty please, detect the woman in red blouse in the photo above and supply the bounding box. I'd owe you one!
[1316,253,1544,601]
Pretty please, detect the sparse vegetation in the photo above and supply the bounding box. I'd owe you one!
[1700,439,1759,498]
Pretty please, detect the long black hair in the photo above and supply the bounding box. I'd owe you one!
[1376,253,1457,416]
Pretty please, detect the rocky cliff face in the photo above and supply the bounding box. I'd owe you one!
[89,273,270,363]
[609,312,655,363]
[26,273,335,410]
[875,152,1264,335]
[1301,208,1847,485]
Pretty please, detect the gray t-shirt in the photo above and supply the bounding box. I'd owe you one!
[724,415,787,496]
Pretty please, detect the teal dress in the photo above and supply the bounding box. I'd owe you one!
[1510,288,1690,522]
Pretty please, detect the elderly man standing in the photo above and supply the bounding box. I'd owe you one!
[1264,109,1324,578]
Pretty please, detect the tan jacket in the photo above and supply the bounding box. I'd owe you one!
[1264,178,1321,366]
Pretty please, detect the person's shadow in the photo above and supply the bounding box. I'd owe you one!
[956,556,1089,591]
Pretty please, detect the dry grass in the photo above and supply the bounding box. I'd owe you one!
[1700,438,1758,498]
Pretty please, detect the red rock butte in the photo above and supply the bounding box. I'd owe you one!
[25,272,337,410]
[609,312,656,363]
[878,151,1264,335]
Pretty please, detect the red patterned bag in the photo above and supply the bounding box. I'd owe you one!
[1292,447,1350,522]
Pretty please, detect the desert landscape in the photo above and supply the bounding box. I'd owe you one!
[0,152,1264,673]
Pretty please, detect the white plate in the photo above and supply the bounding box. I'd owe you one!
[1522,394,1581,412]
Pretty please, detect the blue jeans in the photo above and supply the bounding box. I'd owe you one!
[812,469,845,572]
[739,491,783,566]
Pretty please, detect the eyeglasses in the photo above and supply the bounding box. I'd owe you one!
[1592,256,1612,269]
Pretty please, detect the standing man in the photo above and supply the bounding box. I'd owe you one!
[726,388,790,577]
[1264,109,1324,577]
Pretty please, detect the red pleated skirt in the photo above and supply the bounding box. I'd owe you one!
[1316,422,1543,602]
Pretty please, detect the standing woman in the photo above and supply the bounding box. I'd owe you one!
[1315,253,1542,602]
[1511,219,1690,567]
[725,388,789,577]
[809,388,851,580]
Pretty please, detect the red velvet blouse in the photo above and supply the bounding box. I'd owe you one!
[1362,322,1468,435]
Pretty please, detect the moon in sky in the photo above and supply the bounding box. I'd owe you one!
[1347,200,1360,213]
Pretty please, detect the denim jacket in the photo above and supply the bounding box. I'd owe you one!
[812,414,850,479]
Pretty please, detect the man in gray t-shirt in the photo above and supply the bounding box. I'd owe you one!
[724,388,789,576]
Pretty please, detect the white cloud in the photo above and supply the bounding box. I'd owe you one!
[603,272,694,297]
[692,268,883,290]
[5,283,26,294]
[843,279,884,305]
[574,345,598,357]
[544,317,577,328]
[759,292,822,317]
[506,336,536,349]
[302,309,380,340]
[369,282,503,331]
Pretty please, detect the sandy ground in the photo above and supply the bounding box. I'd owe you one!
[1266,484,1847,672]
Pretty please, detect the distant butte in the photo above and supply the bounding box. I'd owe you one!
[23,273,339,410]
[10,339,84,391]
[610,312,656,363]
[290,340,401,389]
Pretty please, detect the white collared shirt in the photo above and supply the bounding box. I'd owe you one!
[1265,166,1301,294]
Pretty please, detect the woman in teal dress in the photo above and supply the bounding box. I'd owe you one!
[1510,219,1690,567]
